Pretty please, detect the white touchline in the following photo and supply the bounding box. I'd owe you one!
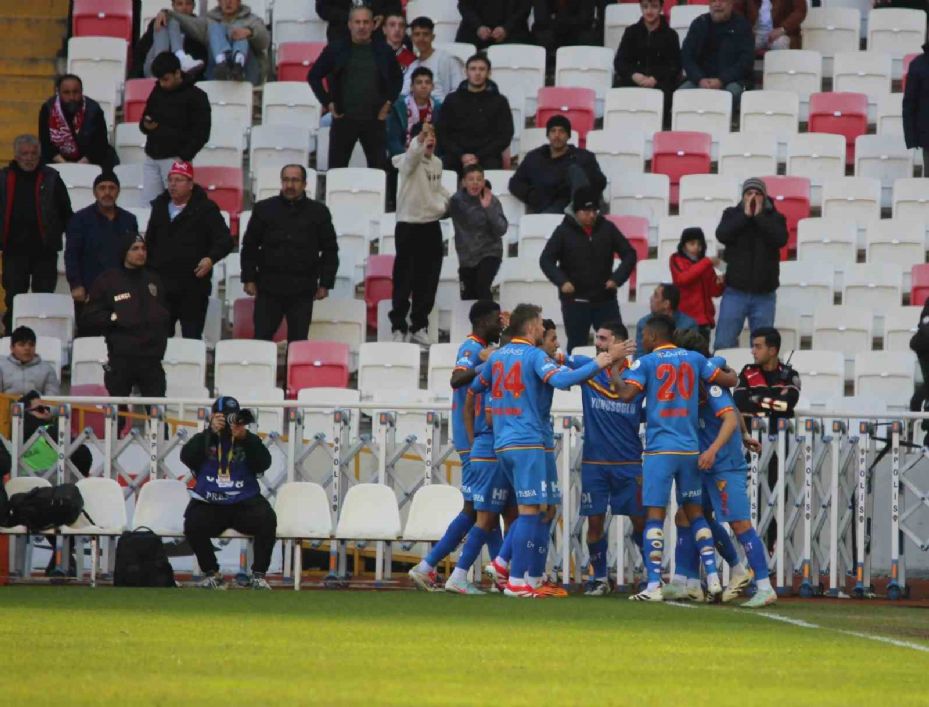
[754,612,819,629]
[664,601,699,609]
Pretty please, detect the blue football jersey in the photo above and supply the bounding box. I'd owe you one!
[451,334,488,452]
[469,364,496,459]
[699,383,746,473]
[622,345,721,453]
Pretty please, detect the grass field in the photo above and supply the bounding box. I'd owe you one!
[3,587,928,706]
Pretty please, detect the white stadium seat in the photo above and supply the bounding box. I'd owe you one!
[778,261,836,318]
[426,343,459,401]
[762,49,823,121]
[193,121,246,168]
[262,81,322,131]
[738,90,799,159]
[308,298,366,367]
[497,258,563,326]
[892,178,929,224]
[335,483,402,541]
[854,134,914,208]
[61,477,128,583]
[71,336,108,386]
[813,305,874,357]
[635,260,672,302]
[114,123,146,164]
[199,80,254,135]
[678,174,740,220]
[357,342,422,398]
[275,481,332,590]
[67,37,127,95]
[670,5,706,46]
[820,177,881,242]
[842,263,904,311]
[717,132,779,182]
[796,218,858,271]
[604,3,643,51]
[876,92,903,136]
[555,46,615,117]
[854,351,917,409]
[519,214,562,261]
[405,0,460,42]
[249,124,311,178]
[487,44,546,117]
[786,132,846,207]
[213,339,278,392]
[163,338,207,390]
[865,219,925,290]
[113,163,146,207]
[609,172,669,242]
[271,0,328,44]
[450,299,477,345]
[671,88,732,144]
[402,484,464,541]
[604,88,664,156]
[882,306,922,351]
[132,479,188,535]
[832,51,893,120]
[714,348,755,374]
[790,350,846,401]
[801,7,860,77]
[12,294,75,356]
[49,163,102,210]
[326,168,387,238]
[586,129,646,188]
[867,8,926,79]
[483,170,523,244]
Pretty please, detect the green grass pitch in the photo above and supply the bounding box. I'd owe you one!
[3,587,928,706]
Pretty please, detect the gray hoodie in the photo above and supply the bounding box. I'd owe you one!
[449,187,508,268]
[0,354,60,397]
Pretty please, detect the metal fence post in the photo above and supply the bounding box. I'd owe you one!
[888,421,904,599]
[775,417,788,594]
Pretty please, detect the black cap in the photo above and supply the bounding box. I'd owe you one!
[212,396,241,416]
[572,186,600,212]
[93,171,120,189]
[118,231,145,263]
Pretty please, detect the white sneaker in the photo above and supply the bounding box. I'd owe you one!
[409,329,431,347]
[706,574,723,603]
[722,569,753,603]
[176,51,204,73]
[197,573,227,590]
[249,574,271,590]
[392,330,407,343]
[629,586,664,602]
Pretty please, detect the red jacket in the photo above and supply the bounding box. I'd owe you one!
[670,253,725,327]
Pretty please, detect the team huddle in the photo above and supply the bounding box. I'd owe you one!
[408,301,776,606]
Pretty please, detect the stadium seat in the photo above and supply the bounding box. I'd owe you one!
[370,389,435,441]
[790,350,846,401]
[449,299,477,345]
[714,348,755,375]
[586,129,646,187]
[49,163,102,210]
[796,217,858,270]
[272,0,328,45]
[670,89,732,147]
[855,351,916,409]
[487,44,546,117]
[912,264,929,306]
[432,258,461,332]
[112,163,145,208]
[198,80,254,136]
[249,124,311,178]
[72,0,132,41]
[326,168,387,239]
[883,306,922,350]
[0,335,62,382]
[808,92,868,165]
[61,476,128,583]
[334,482,403,574]
[252,166,317,201]
[820,177,881,241]
[518,214,563,260]
[275,481,332,589]
[71,336,109,386]
[609,172,670,242]
[274,41,326,81]
[405,0,460,41]
[773,308,802,352]
[125,206,151,235]
[892,177,929,223]
[876,92,903,137]
[132,479,189,535]
[760,176,811,257]
[229,297,286,340]
[762,49,823,121]
[425,343,459,401]
[865,219,925,290]
[738,91,799,160]
[67,37,127,96]
[261,81,322,136]
[651,131,712,205]
[497,258,564,326]
[213,339,278,392]
[813,305,874,358]
[786,132,845,207]
[162,337,207,390]
[604,88,664,156]
[801,7,860,77]
[656,215,718,262]
[903,51,919,91]
[12,294,75,355]
[193,121,246,168]
[286,340,350,398]
[122,78,154,123]
[605,215,649,260]
[114,122,146,164]
[854,134,914,208]
[832,52,892,121]
[221,256,245,311]
[717,132,778,182]
[193,166,243,233]
[778,261,835,318]
[536,87,597,146]
[298,386,361,438]
[483,170,523,244]
[308,298,366,367]
[357,342,422,398]
[867,8,926,79]
[842,263,904,311]
[554,46,614,118]
[364,254,394,331]
[678,174,739,219]
[634,260,671,303]
[604,3,643,51]
[434,42,475,67]
[670,4,706,46]
[402,484,464,542]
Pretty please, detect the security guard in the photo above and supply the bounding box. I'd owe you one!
[733,326,801,422]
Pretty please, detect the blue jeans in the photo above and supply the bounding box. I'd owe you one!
[713,288,776,350]
[207,21,260,84]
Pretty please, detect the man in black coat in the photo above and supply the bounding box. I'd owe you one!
[614,0,681,118]
[679,0,754,103]
[144,160,232,339]
[456,0,532,49]
[539,186,638,352]
[315,0,401,42]
[436,54,513,173]
[241,164,340,343]
[531,0,598,63]
[81,232,171,397]
[509,115,607,214]
[307,6,403,170]
[38,74,115,170]
[903,43,929,170]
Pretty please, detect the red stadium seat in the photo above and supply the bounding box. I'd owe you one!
[286,340,350,397]
[193,166,243,236]
[903,53,919,92]
[71,0,133,41]
[364,254,394,330]
[760,175,811,260]
[123,78,155,123]
[606,214,649,291]
[912,264,929,306]
[651,131,712,206]
[276,42,326,81]
[536,87,596,146]
[69,384,131,438]
[232,298,288,341]
[808,92,868,165]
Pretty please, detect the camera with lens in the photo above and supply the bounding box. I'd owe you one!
[226,409,255,427]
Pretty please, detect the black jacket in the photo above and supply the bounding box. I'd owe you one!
[307,38,403,117]
[903,43,929,149]
[733,361,801,423]
[508,145,607,214]
[716,202,788,294]
[315,0,402,42]
[139,78,211,162]
[0,163,73,254]
[614,17,682,90]
[82,265,171,359]
[38,97,115,170]
[539,211,638,304]
[456,0,532,46]
[436,80,513,166]
[145,185,232,294]
[240,193,340,297]
[681,12,754,86]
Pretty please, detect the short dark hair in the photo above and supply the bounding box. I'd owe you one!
[542,318,556,333]
[509,303,542,337]
[410,16,434,31]
[10,326,36,345]
[151,51,181,78]
[644,314,675,343]
[658,282,681,311]
[280,163,307,181]
[383,9,405,22]
[600,320,628,340]
[461,163,485,179]
[56,73,82,90]
[410,66,434,83]
[751,326,781,353]
[466,53,491,70]
[674,328,710,357]
[468,299,500,325]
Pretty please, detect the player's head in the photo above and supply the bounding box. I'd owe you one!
[649,282,680,315]
[750,326,781,367]
[595,320,629,353]
[508,303,543,344]
[673,327,710,357]
[641,314,675,352]
[540,319,558,357]
[469,299,502,342]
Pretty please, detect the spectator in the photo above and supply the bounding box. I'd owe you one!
[241,165,340,343]
[308,6,403,170]
[145,160,231,339]
[38,74,115,170]
[388,67,443,159]
[670,226,724,342]
[635,282,699,354]
[450,163,508,300]
[139,0,208,77]
[0,135,73,334]
[508,115,607,215]
[539,186,638,352]
[81,233,170,397]
[19,390,91,476]
[196,0,270,83]
[735,0,805,51]
[181,395,275,590]
[733,326,800,421]
[909,299,929,410]
[383,10,416,73]
[316,0,401,42]
[437,54,513,173]
[65,172,139,333]
[903,43,929,168]
[531,0,598,61]
[0,327,60,396]
[389,122,450,346]
[456,0,532,49]
[679,0,754,103]
[614,0,681,116]
[714,177,787,350]
[139,52,211,203]
[402,16,465,101]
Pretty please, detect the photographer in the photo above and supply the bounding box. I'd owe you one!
[181,396,276,590]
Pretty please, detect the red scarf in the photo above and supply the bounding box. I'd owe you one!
[404,95,433,148]
[48,96,85,161]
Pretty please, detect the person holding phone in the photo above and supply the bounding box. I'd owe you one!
[713,177,788,351]
[450,164,508,301]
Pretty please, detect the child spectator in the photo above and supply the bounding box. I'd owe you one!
[670,227,724,342]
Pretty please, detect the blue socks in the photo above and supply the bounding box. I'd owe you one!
[674,523,700,580]
[509,514,539,583]
[455,526,489,572]
[644,519,664,588]
[737,528,769,583]
[709,516,739,567]
[425,512,474,568]
[486,525,503,560]
[690,517,720,579]
[497,516,518,564]
[588,536,608,580]
[528,515,550,580]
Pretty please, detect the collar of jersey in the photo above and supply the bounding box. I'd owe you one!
[467,334,488,346]
[511,337,534,346]
[653,344,677,351]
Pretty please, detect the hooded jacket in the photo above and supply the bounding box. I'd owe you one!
[171,3,271,82]
[508,144,607,214]
[0,355,60,397]
[436,79,513,166]
[449,186,508,268]
[670,232,725,327]
[539,209,638,304]
[392,136,451,223]
[139,76,211,162]
[0,163,72,254]
[903,44,929,149]
[716,199,788,294]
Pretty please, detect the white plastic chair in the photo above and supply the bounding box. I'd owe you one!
[298,386,361,439]
[555,46,614,117]
[483,170,524,245]
[405,0,461,42]
[193,121,246,168]
[671,88,733,144]
[796,218,858,274]
[261,81,322,130]
[678,174,740,219]
[112,163,146,208]
[790,350,847,401]
[199,80,254,135]
[249,124,311,178]
[334,482,402,579]
[855,350,916,409]
[778,261,836,318]
[450,299,477,345]
[608,172,670,242]
[892,177,929,224]
[820,177,881,241]
[813,305,874,358]
[670,4,706,46]
[801,7,861,77]
[635,261,672,303]
[308,298,366,368]
[487,44,547,117]
[604,87,664,156]
[832,51,893,120]
[427,343,459,401]
[714,348,755,374]
[163,338,207,390]
[786,132,846,207]
[49,163,102,210]
[133,479,189,535]
[326,168,387,237]
[604,3,644,51]
[67,37,127,94]
[883,306,922,351]
[876,92,903,137]
[114,123,147,164]
[586,129,646,189]
[854,134,914,208]
[213,339,278,392]
[271,0,328,44]
[738,90,799,161]
[496,258,564,327]
[402,485,464,541]
[357,342,422,398]
[12,294,75,354]
[761,49,823,121]
[275,481,333,589]
[865,219,925,291]
[70,336,108,386]
[717,132,779,182]
[518,214,563,261]
[61,477,129,586]
[867,8,926,78]
[842,263,904,311]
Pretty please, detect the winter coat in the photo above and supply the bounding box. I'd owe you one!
[903,44,929,149]
[456,0,532,47]
[436,80,513,167]
[681,12,754,86]
[508,144,607,214]
[387,96,442,158]
[716,201,788,294]
[614,17,682,91]
[307,38,404,118]
[670,252,725,327]
[139,78,211,162]
[450,187,508,268]
[0,163,72,254]
[64,204,139,290]
[38,96,115,169]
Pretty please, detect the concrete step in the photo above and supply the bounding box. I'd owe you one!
[0,17,65,58]
[0,56,57,77]
[0,0,70,18]
[0,76,55,102]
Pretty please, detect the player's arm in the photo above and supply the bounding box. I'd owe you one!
[469,363,491,394]
[538,351,612,390]
[739,411,762,453]
[698,407,739,470]
[463,390,476,445]
[450,348,492,389]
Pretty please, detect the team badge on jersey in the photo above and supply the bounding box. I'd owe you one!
[709,385,722,398]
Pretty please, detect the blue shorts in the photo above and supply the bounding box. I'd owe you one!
[701,466,750,522]
[458,451,473,502]
[545,450,562,506]
[470,457,514,512]
[642,453,702,508]
[580,463,643,517]
[497,447,547,505]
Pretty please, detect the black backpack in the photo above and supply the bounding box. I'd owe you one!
[9,484,87,531]
[114,527,177,587]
